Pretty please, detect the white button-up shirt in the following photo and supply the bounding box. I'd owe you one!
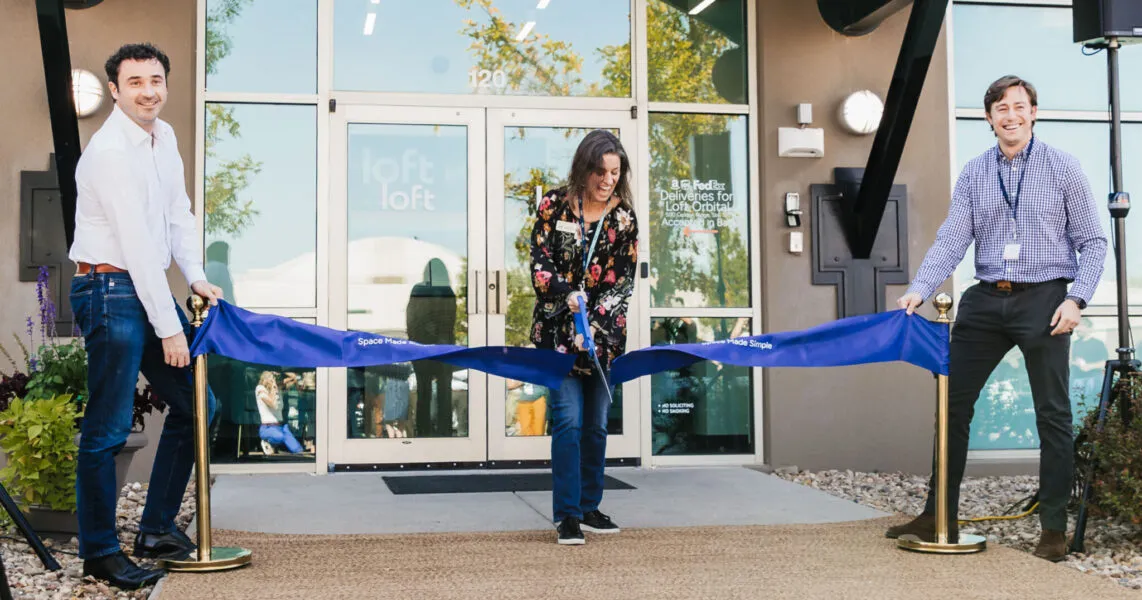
[69,105,206,338]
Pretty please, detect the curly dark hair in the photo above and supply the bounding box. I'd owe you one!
[104,43,171,88]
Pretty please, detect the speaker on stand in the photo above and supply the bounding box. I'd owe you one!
[1069,0,1141,554]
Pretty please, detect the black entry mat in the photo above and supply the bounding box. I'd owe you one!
[382,473,635,495]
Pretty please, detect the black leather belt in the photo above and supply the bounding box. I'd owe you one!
[978,279,1063,292]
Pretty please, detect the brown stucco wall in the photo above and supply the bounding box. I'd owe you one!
[757,2,954,472]
[0,0,197,483]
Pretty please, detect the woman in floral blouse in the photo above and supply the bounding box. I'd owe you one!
[529,130,638,545]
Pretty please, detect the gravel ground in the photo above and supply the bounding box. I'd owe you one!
[774,468,1142,591]
[0,481,196,599]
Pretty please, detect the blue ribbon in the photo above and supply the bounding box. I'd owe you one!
[610,310,949,385]
[189,301,577,390]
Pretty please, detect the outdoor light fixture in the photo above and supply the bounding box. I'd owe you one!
[71,68,103,118]
[838,90,884,135]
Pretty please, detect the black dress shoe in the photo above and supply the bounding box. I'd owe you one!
[134,529,196,560]
[83,551,164,590]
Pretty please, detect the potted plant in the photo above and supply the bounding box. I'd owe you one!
[0,267,165,537]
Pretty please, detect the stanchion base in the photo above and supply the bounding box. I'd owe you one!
[160,547,252,572]
[897,533,987,554]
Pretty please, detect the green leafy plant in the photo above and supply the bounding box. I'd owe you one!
[1074,373,1142,524]
[0,267,167,520]
[23,339,87,402]
[0,395,82,511]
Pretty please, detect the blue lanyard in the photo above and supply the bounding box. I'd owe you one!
[996,136,1033,222]
[577,195,608,286]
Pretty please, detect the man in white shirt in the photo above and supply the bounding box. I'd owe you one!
[68,43,222,590]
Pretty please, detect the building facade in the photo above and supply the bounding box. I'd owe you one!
[1,0,1135,481]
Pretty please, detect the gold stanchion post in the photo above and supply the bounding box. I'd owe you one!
[897,293,987,554]
[161,296,253,572]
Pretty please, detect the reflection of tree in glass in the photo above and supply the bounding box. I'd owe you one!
[455,258,469,345]
[647,115,749,309]
[204,0,262,237]
[621,4,749,308]
[504,167,563,347]
[456,0,627,97]
[644,1,737,103]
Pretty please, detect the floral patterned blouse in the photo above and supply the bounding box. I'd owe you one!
[530,189,639,375]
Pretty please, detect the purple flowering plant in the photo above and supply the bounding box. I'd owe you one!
[0,267,164,430]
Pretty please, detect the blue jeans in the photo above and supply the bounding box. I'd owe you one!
[259,424,303,454]
[550,371,612,522]
[70,273,217,559]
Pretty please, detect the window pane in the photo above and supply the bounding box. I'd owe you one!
[346,123,470,439]
[333,0,630,96]
[206,0,317,94]
[651,317,752,455]
[649,114,751,308]
[953,4,1107,111]
[1119,48,1142,112]
[952,120,1142,307]
[967,316,1140,450]
[205,104,317,308]
[208,322,317,464]
[647,0,747,104]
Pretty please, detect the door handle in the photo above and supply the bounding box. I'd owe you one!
[497,270,509,315]
[468,269,480,315]
[488,270,508,315]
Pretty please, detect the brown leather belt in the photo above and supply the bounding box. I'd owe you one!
[76,262,128,275]
[979,278,1063,293]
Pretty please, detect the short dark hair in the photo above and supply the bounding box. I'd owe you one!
[104,43,171,88]
[983,75,1037,114]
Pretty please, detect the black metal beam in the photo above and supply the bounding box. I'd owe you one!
[818,0,914,37]
[35,0,81,250]
[847,0,948,258]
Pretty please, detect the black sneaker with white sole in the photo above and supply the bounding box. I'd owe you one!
[581,510,620,534]
[557,517,585,545]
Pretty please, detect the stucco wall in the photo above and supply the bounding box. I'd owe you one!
[0,0,197,483]
[757,1,954,472]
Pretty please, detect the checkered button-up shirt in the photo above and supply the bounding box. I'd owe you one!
[907,136,1107,303]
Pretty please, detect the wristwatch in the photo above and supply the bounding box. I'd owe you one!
[1066,295,1087,310]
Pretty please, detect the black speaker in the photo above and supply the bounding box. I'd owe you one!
[1073,0,1142,46]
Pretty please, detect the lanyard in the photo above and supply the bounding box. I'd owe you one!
[577,194,608,286]
[996,136,1033,237]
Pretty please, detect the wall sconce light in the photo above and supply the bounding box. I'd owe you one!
[838,90,883,135]
[72,68,104,118]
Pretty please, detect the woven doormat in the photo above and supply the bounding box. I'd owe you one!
[159,518,1138,600]
[382,473,635,494]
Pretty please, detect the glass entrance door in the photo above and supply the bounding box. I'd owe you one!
[328,106,639,466]
[485,109,640,462]
[328,106,488,465]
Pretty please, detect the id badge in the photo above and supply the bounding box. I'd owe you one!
[1003,243,1021,261]
[555,220,578,235]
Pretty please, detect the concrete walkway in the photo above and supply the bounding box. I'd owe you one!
[205,466,888,535]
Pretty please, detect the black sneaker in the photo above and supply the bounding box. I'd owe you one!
[581,510,620,534]
[556,517,585,545]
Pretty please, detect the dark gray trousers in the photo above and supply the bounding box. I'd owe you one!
[923,280,1073,531]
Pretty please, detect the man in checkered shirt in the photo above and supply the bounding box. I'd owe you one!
[886,76,1107,562]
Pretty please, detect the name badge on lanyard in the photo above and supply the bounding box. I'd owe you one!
[997,138,1032,262]
[578,195,608,289]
